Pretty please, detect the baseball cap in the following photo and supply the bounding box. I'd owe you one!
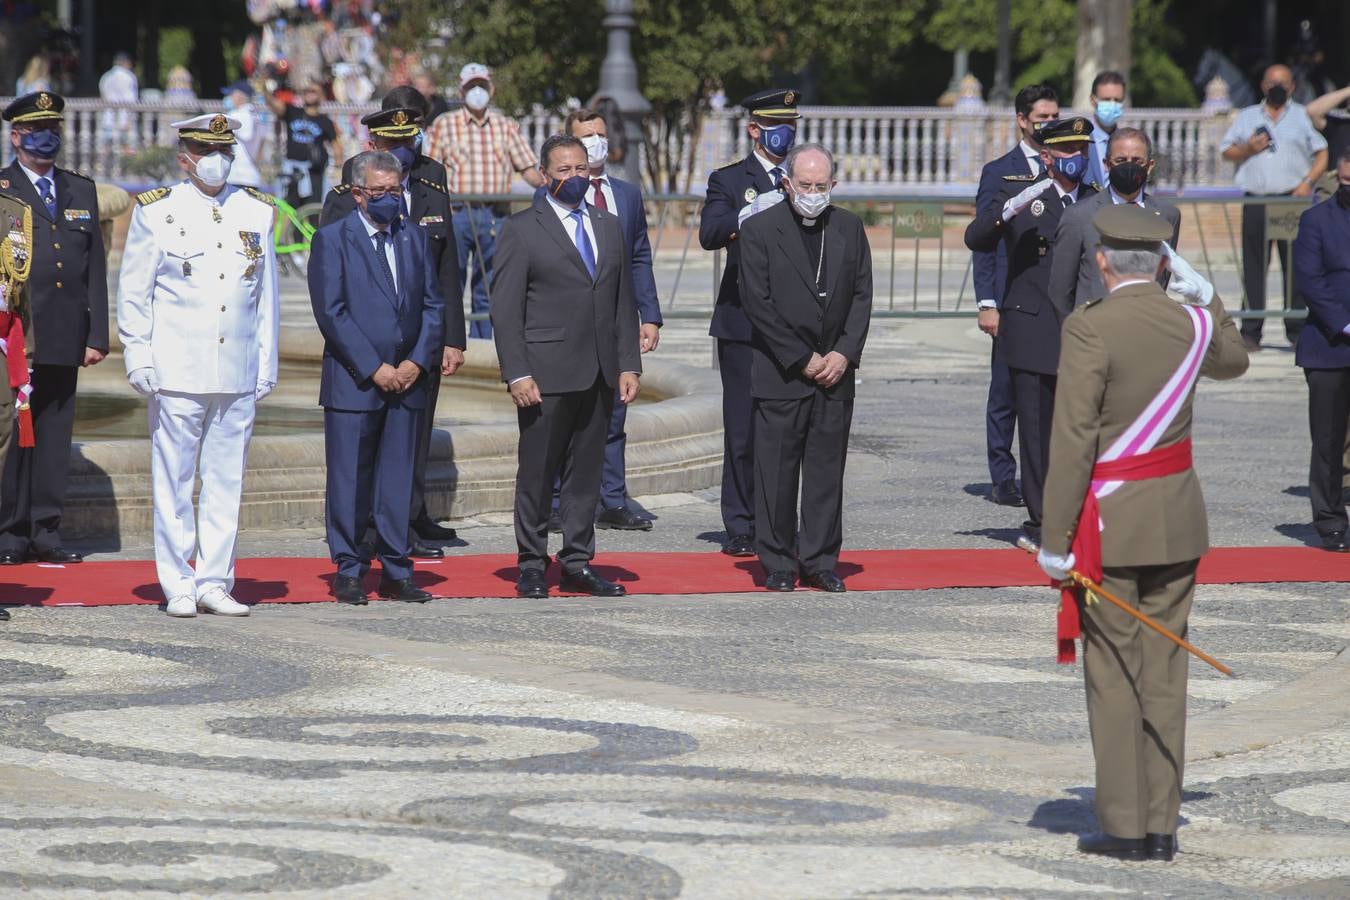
[459,63,491,88]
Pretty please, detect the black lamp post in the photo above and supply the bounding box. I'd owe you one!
[592,0,650,185]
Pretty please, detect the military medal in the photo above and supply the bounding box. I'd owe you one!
[239,230,263,277]
[744,187,758,203]
[212,206,222,224]
[182,259,191,276]
[1030,199,1045,217]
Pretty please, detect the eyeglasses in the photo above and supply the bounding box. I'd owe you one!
[355,186,398,199]
[1108,157,1149,166]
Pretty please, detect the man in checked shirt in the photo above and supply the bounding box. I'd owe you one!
[424,63,546,338]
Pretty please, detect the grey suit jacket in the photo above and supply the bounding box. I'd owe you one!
[1048,190,1182,317]
[489,195,641,393]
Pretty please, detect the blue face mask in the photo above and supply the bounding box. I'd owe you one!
[548,174,590,206]
[758,123,796,157]
[1053,153,1086,183]
[364,192,402,225]
[389,144,416,174]
[1095,99,1124,127]
[20,129,61,160]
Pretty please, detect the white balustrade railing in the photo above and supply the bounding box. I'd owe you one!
[0,98,1243,196]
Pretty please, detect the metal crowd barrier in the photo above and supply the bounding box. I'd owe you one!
[446,192,1314,321]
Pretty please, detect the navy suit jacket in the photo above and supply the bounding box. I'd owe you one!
[533,176,661,326]
[1294,196,1350,369]
[308,210,445,411]
[973,145,1038,305]
[700,153,783,341]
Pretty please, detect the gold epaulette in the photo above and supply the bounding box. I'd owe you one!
[1003,174,1038,182]
[242,186,276,206]
[416,177,448,195]
[136,187,171,206]
[332,183,352,195]
[715,158,743,172]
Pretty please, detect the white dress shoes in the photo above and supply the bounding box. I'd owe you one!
[165,595,197,617]
[197,588,250,617]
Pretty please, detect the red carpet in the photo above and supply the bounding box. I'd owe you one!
[0,547,1347,607]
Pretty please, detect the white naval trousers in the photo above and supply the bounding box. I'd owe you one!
[148,390,256,600]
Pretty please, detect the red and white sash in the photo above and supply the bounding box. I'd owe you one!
[1057,304,1213,663]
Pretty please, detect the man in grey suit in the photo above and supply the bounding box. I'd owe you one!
[491,134,642,599]
[1049,127,1181,316]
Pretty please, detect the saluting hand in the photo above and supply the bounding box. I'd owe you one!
[618,372,641,405]
[1000,178,1057,221]
[509,377,542,408]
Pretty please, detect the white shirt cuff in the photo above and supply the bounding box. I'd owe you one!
[977,300,998,310]
[508,375,532,385]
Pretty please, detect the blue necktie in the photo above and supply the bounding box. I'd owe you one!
[374,231,398,299]
[768,166,784,190]
[36,176,55,219]
[569,208,596,279]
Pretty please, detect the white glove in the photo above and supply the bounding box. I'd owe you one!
[737,190,785,228]
[1000,178,1057,221]
[1161,242,1214,306]
[1037,548,1076,581]
[128,367,160,396]
[255,379,276,401]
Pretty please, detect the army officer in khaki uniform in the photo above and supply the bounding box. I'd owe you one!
[1036,205,1248,862]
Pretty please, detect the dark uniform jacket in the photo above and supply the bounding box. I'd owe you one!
[964,175,1098,375]
[699,152,785,342]
[320,154,465,349]
[1293,195,1350,370]
[0,161,108,365]
[737,203,873,400]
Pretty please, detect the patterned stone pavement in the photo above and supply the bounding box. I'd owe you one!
[1,319,1347,897]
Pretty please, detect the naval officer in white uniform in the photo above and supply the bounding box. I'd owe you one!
[117,113,280,617]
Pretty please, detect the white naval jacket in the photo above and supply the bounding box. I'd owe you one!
[117,181,280,394]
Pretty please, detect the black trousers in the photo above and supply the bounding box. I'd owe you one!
[1305,368,1350,537]
[1240,197,1305,344]
[1009,367,1056,530]
[0,363,78,554]
[753,392,853,575]
[409,365,443,527]
[514,376,612,574]
[717,339,755,538]
[986,339,1018,485]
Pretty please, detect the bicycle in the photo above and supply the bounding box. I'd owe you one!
[271,192,323,277]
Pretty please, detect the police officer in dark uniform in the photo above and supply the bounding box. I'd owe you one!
[0,91,108,565]
[964,116,1097,543]
[321,95,465,558]
[699,88,800,557]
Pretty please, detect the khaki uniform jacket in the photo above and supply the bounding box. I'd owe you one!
[1042,282,1248,565]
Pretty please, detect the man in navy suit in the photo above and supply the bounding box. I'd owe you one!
[541,107,661,533]
[309,150,445,605]
[1293,148,1350,552]
[699,88,801,557]
[973,83,1059,509]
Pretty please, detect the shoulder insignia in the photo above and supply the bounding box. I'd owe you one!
[332,183,353,195]
[61,168,94,182]
[1002,174,1037,182]
[1083,297,1104,310]
[416,176,448,195]
[243,186,275,206]
[136,187,171,206]
[714,158,741,172]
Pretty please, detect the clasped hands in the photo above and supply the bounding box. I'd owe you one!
[802,351,849,388]
[373,360,422,393]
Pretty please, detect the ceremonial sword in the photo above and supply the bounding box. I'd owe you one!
[1016,536,1235,677]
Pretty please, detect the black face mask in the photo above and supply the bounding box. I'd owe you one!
[1265,85,1289,108]
[1108,161,1149,195]
[1337,183,1350,208]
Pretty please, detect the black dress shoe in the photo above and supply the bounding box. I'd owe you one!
[1319,531,1349,552]
[765,570,796,591]
[1145,833,1177,861]
[1077,832,1146,860]
[722,534,755,557]
[1241,334,1262,352]
[333,575,368,606]
[595,506,653,531]
[35,547,82,564]
[802,570,846,592]
[0,607,9,621]
[377,578,433,603]
[559,565,626,596]
[412,517,458,541]
[1022,522,1042,545]
[516,570,549,598]
[0,550,24,566]
[547,512,563,534]
[991,479,1025,507]
[409,540,445,559]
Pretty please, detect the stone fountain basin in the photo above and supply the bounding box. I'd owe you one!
[64,331,722,538]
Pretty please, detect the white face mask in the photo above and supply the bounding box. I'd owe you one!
[464,86,490,111]
[791,188,830,219]
[189,151,232,188]
[580,134,609,167]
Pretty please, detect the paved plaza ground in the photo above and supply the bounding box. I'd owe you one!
[1,315,1347,897]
